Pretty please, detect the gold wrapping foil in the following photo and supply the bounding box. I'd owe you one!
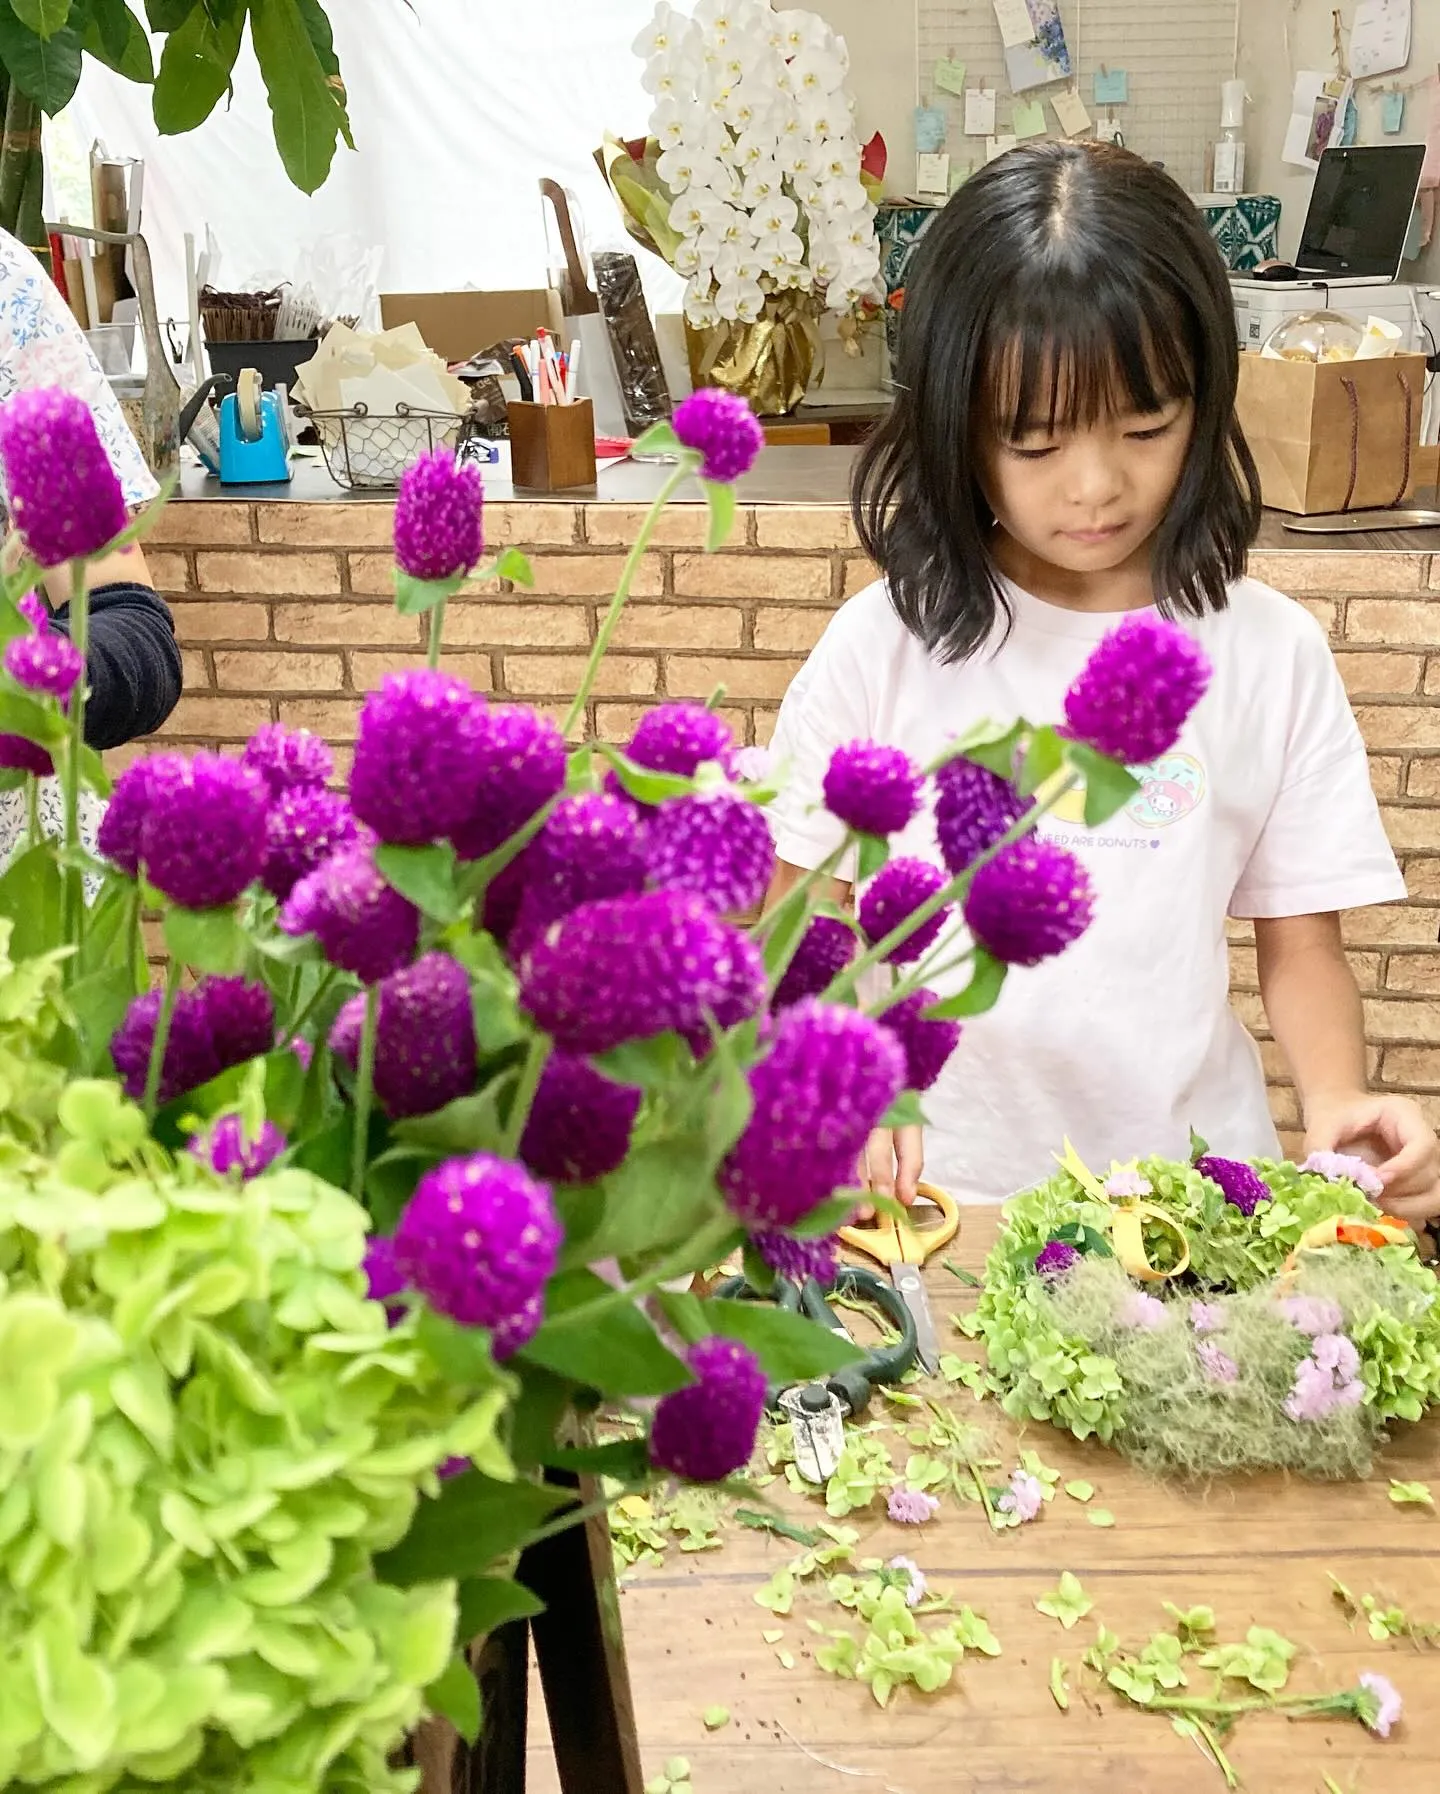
[684,293,822,417]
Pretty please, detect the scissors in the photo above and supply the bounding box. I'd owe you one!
[839,1181,960,1375]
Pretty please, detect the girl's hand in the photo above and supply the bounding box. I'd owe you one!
[1304,1092,1440,1226]
[855,1125,924,1218]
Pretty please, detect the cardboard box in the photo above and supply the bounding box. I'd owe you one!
[379,289,563,364]
[1236,350,1426,515]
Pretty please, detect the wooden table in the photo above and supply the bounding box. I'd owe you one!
[527,1208,1440,1793]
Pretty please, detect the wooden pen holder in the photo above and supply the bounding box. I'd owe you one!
[508,398,597,491]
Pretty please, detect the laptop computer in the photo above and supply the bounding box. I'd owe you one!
[1246,144,1425,286]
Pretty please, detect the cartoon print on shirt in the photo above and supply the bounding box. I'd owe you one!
[1126,752,1207,829]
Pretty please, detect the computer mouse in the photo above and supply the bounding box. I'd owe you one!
[1251,261,1302,281]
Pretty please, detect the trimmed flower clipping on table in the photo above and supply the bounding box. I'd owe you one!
[0,374,1203,1787]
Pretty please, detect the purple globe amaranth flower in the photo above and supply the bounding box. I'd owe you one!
[0,733,52,776]
[519,888,763,1055]
[645,790,774,914]
[328,951,476,1119]
[719,998,905,1227]
[933,757,1025,877]
[519,1049,641,1184]
[242,722,333,797]
[753,1229,839,1285]
[0,386,128,567]
[1035,1240,1081,1280]
[194,976,275,1070]
[772,914,854,1010]
[348,669,487,847]
[109,977,271,1108]
[1196,1153,1271,1218]
[822,740,922,838]
[625,701,739,780]
[189,1113,286,1180]
[1301,1150,1385,1201]
[857,857,950,964]
[97,753,188,877]
[16,592,47,631]
[4,629,81,704]
[394,448,484,582]
[1063,613,1212,766]
[512,791,647,949]
[139,752,269,910]
[964,839,1093,967]
[364,1235,407,1307]
[649,1335,766,1482]
[877,988,960,1092]
[451,704,567,862]
[393,1152,559,1353]
[680,925,767,1058]
[280,844,421,983]
[671,387,764,485]
[262,786,368,902]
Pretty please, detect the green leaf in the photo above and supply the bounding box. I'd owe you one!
[1049,1656,1070,1711]
[68,965,139,1074]
[394,568,464,616]
[1035,1572,1094,1630]
[593,744,695,806]
[1064,741,1141,828]
[81,0,152,78]
[0,687,64,745]
[557,1134,720,1269]
[0,4,79,106]
[151,0,244,133]
[946,725,1023,782]
[701,1296,865,1382]
[700,479,736,552]
[12,0,70,39]
[393,1085,508,1157]
[377,1472,573,1585]
[1087,1509,1116,1528]
[0,843,64,958]
[856,833,888,883]
[881,1089,927,1130]
[522,1270,692,1396]
[426,1655,481,1744]
[414,1308,504,1387]
[541,1436,651,1481]
[375,841,463,924]
[495,546,534,587]
[631,421,682,458]
[1388,1478,1434,1508]
[702,1704,731,1730]
[1063,1480,1094,1503]
[456,1574,544,1643]
[921,950,1006,1020]
[1018,725,1065,798]
[788,1192,862,1237]
[248,0,349,194]
[163,904,249,975]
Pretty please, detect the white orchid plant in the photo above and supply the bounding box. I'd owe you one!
[625,0,883,327]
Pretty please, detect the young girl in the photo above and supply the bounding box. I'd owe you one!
[767,141,1440,1226]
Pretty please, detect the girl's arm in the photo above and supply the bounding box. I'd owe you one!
[766,859,924,1207]
[1256,911,1440,1224]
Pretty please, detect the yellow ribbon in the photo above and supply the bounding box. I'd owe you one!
[1054,1138,1192,1283]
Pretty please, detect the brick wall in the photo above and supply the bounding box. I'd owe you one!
[143,503,1440,1147]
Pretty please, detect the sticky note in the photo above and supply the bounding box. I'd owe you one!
[994,0,1036,51]
[916,152,951,195]
[950,162,973,192]
[1012,98,1047,140]
[1093,68,1128,105]
[1382,90,1406,133]
[965,88,997,135]
[935,57,967,98]
[986,134,1018,163]
[914,105,947,154]
[1094,114,1123,144]
[1052,89,1091,136]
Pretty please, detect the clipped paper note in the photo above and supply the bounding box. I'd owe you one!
[1012,98,1047,139]
[1349,0,1412,81]
[914,105,947,153]
[1094,114,1123,144]
[935,57,967,97]
[1052,89,1091,136]
[916,152,951,194]
[950,163,973,192]
[965,88,997,135]
[994,0,1036,50]
[1093,68,1129,105]
[986,133,1018,163]
[1382,90,1406,133]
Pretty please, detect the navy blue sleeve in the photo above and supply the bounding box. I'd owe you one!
[48,580,184,751]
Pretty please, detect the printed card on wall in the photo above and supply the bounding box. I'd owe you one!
[1093,67,1128,105]
[993,0,1036,49]
[1052,89,1091,136]
[965,88,998,135]
[917,153,951,194]
[915,105,947,153]
[934,57,967,97]
[1012,98,1047,140]
[1003,0,1073,95]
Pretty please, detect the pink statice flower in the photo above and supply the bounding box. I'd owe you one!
[887,1487,941,1525]
[1277,1294,1345,1337]
[996,1468,1045,1523]
[887,1556,927,1607]
[1301,1150,1385,1201]
[1189,1300,1228,1334]
[1104,1169,1153,1199]
[1196,1340,1239,1385]
[1357,1671,1403,1738]
[1284,1333,1365,1422]
[1118,1289,1169,1331]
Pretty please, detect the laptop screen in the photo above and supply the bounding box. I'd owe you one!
[1297,145,1426,279]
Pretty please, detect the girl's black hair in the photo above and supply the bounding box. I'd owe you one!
[853,141,1262,663]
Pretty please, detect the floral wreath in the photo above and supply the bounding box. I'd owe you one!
[976,1141,1440,1478]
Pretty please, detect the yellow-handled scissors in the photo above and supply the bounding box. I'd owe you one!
[839,1182,961,1374]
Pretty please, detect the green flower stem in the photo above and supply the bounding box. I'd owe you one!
[753,840,852,943]
[350,984,380,1201]
[870,946,977,1017]
[1189,1717,1239,1789]
[967,1458,1002,1531]
[1145,1691,1352,1721]
[141,956,183,1121]
[519,1493,617,1551]
[541,1212,740,1334]
[285,965,340,1051]
[823,773,1080,1006]
[500,1032,550,1157]
[453,792,560,907]
[25,774,38,849]
[427,600,446,669]
[563,460,694,737]
[61,557,90,971]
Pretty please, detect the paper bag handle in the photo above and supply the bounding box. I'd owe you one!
[1339,369,1415,511]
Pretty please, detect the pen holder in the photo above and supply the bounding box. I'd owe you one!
[507,398,597,491]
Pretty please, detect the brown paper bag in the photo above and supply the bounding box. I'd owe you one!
[1235,351,1425,515]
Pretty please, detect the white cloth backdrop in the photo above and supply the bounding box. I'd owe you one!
[57,0,684,329]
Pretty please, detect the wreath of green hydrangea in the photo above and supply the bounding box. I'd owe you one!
[977,1154,1440,1478]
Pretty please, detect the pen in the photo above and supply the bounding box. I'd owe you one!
[510,346,534,403]
[565,337,581,403]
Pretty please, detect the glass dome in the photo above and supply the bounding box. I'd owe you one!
[1261,310,1364,363]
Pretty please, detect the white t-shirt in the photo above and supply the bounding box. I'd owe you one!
[767,575,1405,1205]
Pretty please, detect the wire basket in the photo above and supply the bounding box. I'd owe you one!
[299,402,471,490]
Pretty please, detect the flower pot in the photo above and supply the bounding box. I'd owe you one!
[683,292,822,417]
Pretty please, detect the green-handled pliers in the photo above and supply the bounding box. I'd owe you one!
[712,1263,919,1415]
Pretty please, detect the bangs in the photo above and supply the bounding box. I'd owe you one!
[982,279,1197,439]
